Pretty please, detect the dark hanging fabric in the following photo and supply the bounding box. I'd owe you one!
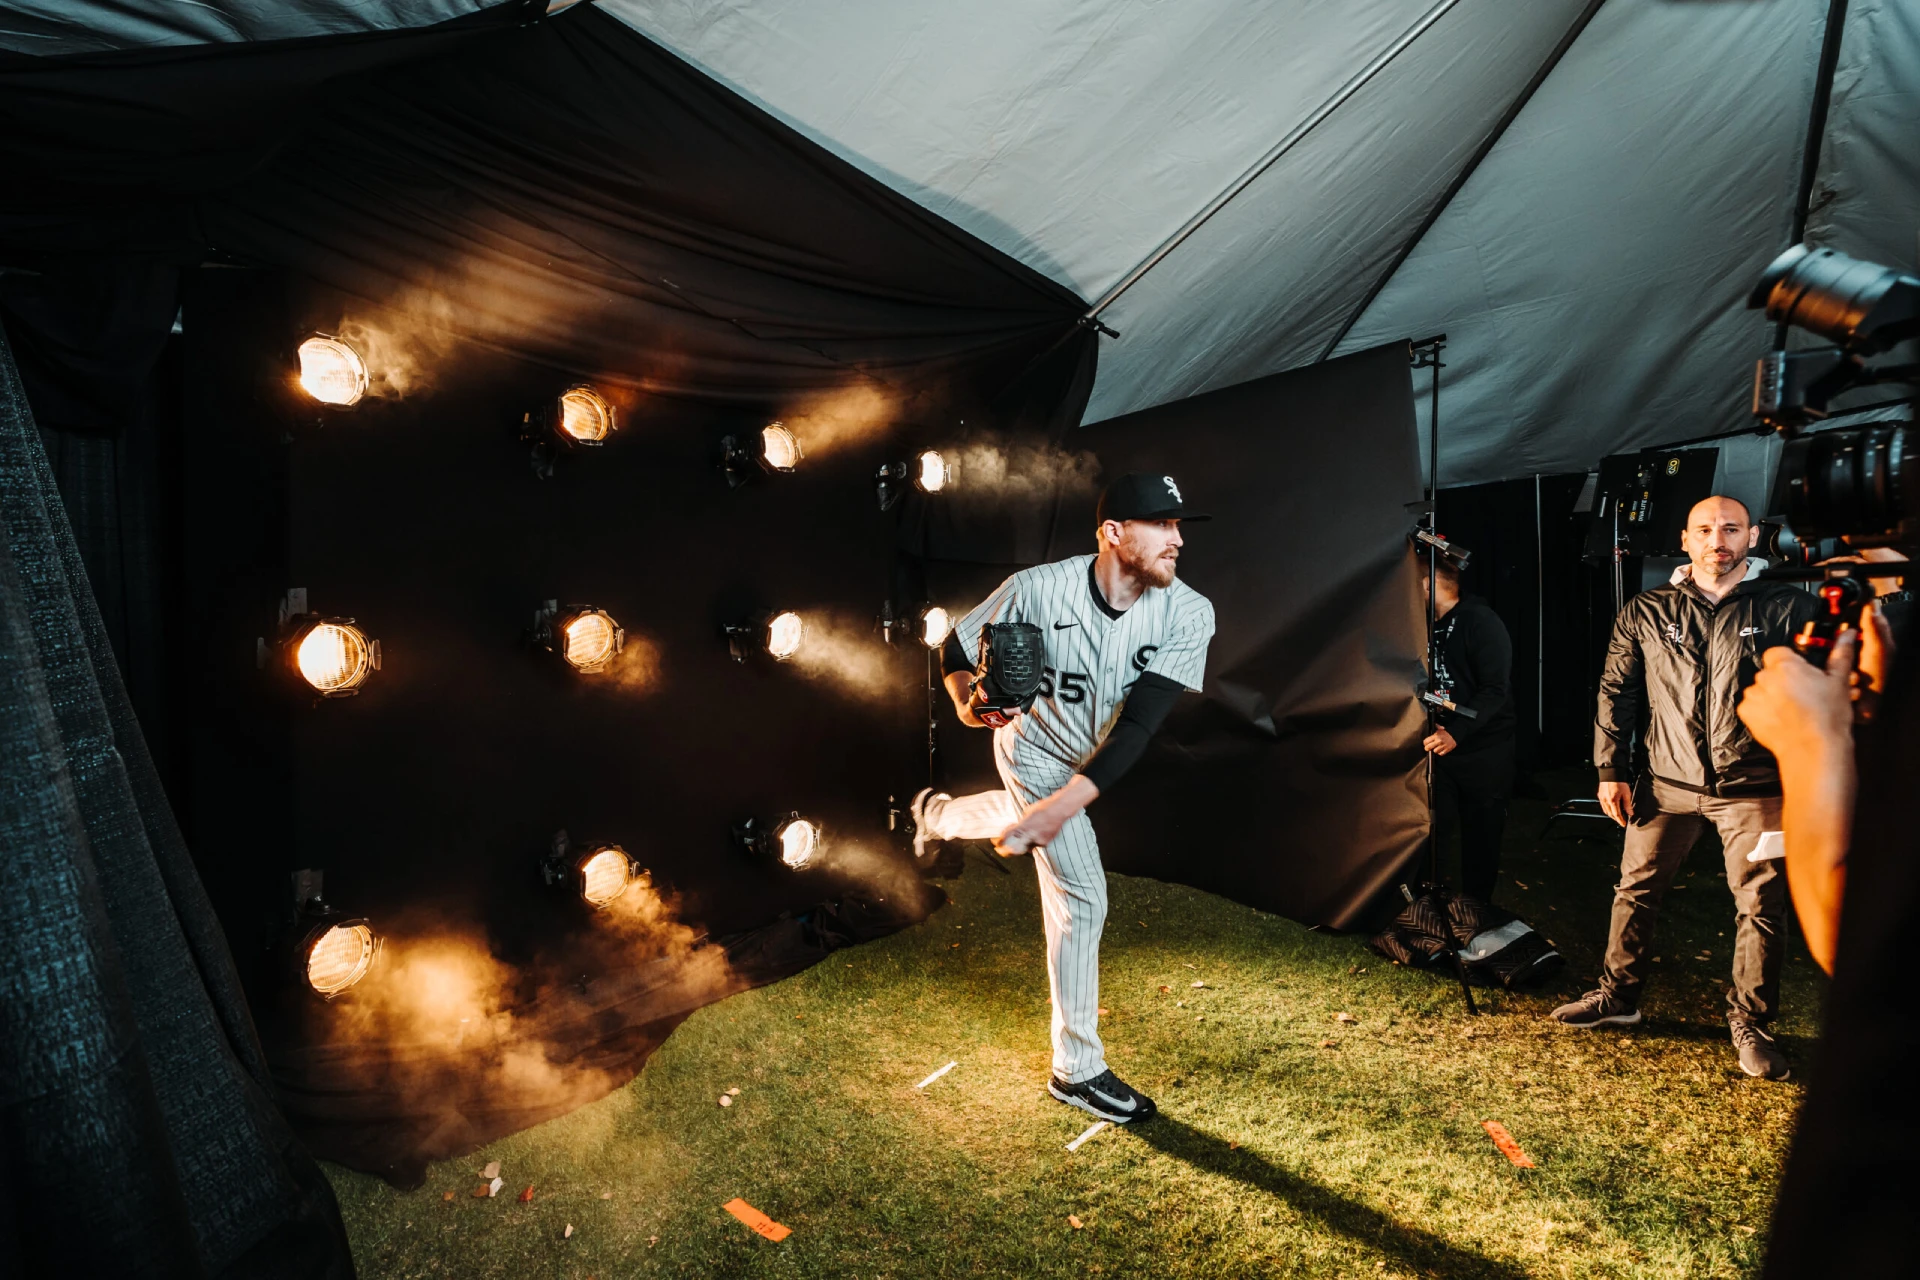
[0,263,189,798]
[190,3,1093,407]
[1040,344,1430,928]
[0,326,353,1278]
[0,0,1092,1197]
[0,1,541,261]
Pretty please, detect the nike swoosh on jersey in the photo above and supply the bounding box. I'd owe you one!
[1053,621,1077,630]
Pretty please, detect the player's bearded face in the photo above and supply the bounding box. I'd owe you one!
[1117,519,1182,588]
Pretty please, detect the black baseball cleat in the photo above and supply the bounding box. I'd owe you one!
[1049,1070,1157,1124]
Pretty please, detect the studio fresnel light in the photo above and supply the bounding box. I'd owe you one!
[260,589,380,697]
[721,421,803,487]
[521,385,617,478]
[296,335,370,407]
[919,605,952,648]
[530,600,625,673]
[732,812,823,870]
[541,830,649,909]
[876,448,953,511]
[289,871,378,1000]
[725,609,805,663]
[766,610,805,661]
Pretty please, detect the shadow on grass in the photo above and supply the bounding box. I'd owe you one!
[1130,1117,1530,1280]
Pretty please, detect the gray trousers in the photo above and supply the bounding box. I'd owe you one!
[1599,778,1787,1022]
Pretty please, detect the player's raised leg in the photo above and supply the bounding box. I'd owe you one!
[909,788,1019,860]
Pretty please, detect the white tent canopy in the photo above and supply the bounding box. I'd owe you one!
[611,0,1917,487]
[13,0,1915,487]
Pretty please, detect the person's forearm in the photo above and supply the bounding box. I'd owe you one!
[944,670,987,728]
[1777,740,1854,975]
[1043,774,1099,816]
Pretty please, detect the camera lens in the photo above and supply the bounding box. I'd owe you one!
[1750,245,1920,354]
[1776,423,1917,542]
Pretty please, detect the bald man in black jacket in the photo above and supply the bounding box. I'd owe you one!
[1422,557,1515,903]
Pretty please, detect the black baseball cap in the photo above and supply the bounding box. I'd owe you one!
[1096,472,1211,523]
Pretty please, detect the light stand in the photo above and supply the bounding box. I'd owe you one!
[1407,333,1477,1016]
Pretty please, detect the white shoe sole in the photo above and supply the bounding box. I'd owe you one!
[1552,1008,1642,1029]
[1737,1061,1791,1081]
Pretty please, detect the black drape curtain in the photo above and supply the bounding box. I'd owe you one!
[1041,345,1431,928]
[0,326,352,1276]
[0,0,1097,1211]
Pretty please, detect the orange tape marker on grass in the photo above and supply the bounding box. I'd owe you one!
[1482,1120,1535,1168]
[723,1198,792,1241]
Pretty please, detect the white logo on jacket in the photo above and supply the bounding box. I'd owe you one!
[1665,622,1684,645]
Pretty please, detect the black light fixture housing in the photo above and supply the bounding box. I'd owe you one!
[875,448,952,511]
[720,421,803,488]
[877,599,951,648]
[540,829,649,909]
[723,609,805,663]
[520,384,617,478]
[257,588,381,698]
[731,812,823,870]
[288,870,379,1001]
[528,599,625,673]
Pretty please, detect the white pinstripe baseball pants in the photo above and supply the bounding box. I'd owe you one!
[920,763,1109,1084]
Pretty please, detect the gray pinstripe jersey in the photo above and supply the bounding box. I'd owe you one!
[955,554,1215,784]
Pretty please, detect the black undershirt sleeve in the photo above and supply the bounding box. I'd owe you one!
[941,631,969,679]
[1079,672,1185,794]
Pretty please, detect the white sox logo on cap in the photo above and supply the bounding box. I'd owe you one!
[1163,476,1182,502]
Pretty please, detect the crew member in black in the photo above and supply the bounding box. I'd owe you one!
[1421,556,1515,903]
[1553,495,1820,1082]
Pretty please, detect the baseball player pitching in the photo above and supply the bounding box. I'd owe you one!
[912,472,1215,1124]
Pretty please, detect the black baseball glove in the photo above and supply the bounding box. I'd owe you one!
[967,622,1045,728]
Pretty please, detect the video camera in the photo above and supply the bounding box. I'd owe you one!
[1748,245,1918,666]
[1749,244,1920,550]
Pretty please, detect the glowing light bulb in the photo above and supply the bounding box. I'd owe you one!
[916,450,949,493]
[563,610,621,672]
[558,386,614,443]
[577,847,632,907]
[766,611,804,660]
[306,922,376,996]
[297,336,369,406]
[761,423,801,472]
[777,818,820,869]
[920,606,951,648]
[296,622,373,694]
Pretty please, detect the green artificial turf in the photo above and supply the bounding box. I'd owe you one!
[328,775,1824,1278]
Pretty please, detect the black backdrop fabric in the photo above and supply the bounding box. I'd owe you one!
[0,329,352,1277]
[1039,345,1430,928]
[1,0,1096,1196]
[195,3,1096,414]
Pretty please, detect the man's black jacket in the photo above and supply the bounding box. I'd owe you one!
[1594,567,1820,797]
[1433,595,1514,751]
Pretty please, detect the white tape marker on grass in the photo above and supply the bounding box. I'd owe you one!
[1065,1120,1109,1152]
[915,1061,958,1089]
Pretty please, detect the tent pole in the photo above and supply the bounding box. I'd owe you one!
[1317,0,1612,363]
[1084,0,1461,324]
[1535,473,1545,740]
[1778,0,1852,346]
